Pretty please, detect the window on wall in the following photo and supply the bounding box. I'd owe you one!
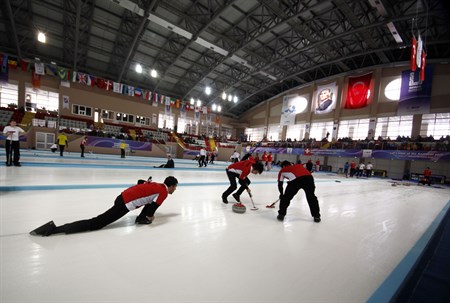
[267,124,281,141]
[375,115,413,139]
[25,87,59,112]
[337,119,370,140]
[245,127,264,142]
[286,124,306,141]
[72,104,92,117]
[309,121,333,140]
[158,113,174,130]
[420,113,450,138]
[0,82,18,107]
[116,112,135,124]
[136,115,150,127]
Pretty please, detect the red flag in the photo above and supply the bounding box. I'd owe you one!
[410,35,417,71]
[420,51,426,81]
[345,73,372,109]
[96,78,106,89]
[32,73,41,89]
[21,60,30,71]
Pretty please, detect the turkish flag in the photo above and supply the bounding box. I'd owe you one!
[410,35,417,71]
[420,51,426,81]
[32,73,41,89]
[345,73,372,109]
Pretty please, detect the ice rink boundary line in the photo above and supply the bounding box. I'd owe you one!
[367,199,450,303]
[1,162,234,171]
[0,179,346,192]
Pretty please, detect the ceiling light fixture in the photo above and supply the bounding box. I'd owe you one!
[37,32,46,43]
[135,64,142,73]
[205,86,211,95]
[150,69,157,78]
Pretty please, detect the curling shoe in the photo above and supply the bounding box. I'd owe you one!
[135,216,152,224]
[30,221,56,236]
[232,193,240,203]
[314,217,321,223]
[222,196,228,204]
[277,214,285,221]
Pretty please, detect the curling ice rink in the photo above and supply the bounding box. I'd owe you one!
[1,150,449,303]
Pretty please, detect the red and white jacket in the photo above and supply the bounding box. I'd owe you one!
[121,182,169,211]
[227,158,255,180]
[278,164,312,182]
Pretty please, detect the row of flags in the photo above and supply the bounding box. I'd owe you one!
[0,53,208,113]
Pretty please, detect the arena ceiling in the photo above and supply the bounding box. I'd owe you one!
[1,0,449,118]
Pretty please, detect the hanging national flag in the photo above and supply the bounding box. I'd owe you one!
[127,85,135,96]
[165,95,171,105]
[32,73,41,89]
[202,106,208,114]
[144,90,152,101]
[57,67,69,80]
[105,80,113,91]
[34,62,45,75]
[113,82,123,93]
[176,99,180,108]
[21,60,31,72]
[7,56,18,69]
[160,94,164,104]
[0,54,8,83]
[153,92,159,107]
[71,71,77,82]
[345,73,372,109]
[87,75,96,86]
[78,72,87,84]
[416,34,423,69]
[96,78,106,89]
[134,87,142,98]
[45,64,57,77]
[410,35,417,71]
[420,51,427,81]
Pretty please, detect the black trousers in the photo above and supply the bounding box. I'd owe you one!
[80,145,85,157]
[198,155,206,167]
[5,140,20,164]
[59,144,65,156]
[62,195,130,234]
[222,169,250,199]
[279,175,320,218]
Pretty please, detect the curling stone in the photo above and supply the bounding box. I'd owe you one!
[232,203,246,214]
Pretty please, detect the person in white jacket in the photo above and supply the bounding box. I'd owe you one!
[3,120,25,166]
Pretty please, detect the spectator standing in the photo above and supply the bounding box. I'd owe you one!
[261,151,268,170]
[349,160,357,177]
[356,162,365,178]
[315,159,321,172]
[267,152,273,171]
[80,136,87,158]
[3,120,25,166]
[120,141,127,158]
[57,131,69,157]
[198,147,207,167]
[343,162,350,177]
[420,167,432,186]
[365,162,373,177]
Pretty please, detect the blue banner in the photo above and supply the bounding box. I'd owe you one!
[397,66,433,115]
